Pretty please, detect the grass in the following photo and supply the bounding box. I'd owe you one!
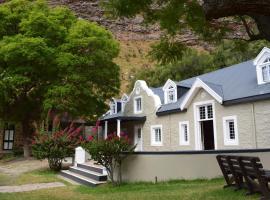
[0,169,66,186]
[0,169,259,200]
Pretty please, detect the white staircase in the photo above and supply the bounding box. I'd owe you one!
[60,162,107,187]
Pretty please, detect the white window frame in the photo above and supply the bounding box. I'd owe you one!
[179,121,189,145]
[151,125,163,146]
[223,116,239,146]
[257,62,270,84]
[163,79,177,104]
[165,86,176,104]
[134,96,142,114]
[121,94,129,113]
[193,100,217,150]
[198,104,213,121]
[110,101,117,114]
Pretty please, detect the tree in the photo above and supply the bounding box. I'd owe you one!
[101,0,270,64]
[0,0,120,157]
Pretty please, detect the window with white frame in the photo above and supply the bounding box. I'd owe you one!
[258,58,270,84]
[151,125,162,146]
[179,121,189,145]
[223,116,239,145]
[134,96,142,113]
[199,104,213,121]
[262,65,270,82]
[166,86,176,103]
[110,101,116,114]
[163,80,177,104]
[121,94,128,112]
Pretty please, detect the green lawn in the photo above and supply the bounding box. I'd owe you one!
[0,169,259,200]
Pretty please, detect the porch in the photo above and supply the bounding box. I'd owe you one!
[100,114,146,151]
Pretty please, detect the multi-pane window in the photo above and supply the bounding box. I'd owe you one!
[199,105,213,121]
[168,90,175,103]
[227,120,235,140]
[166,86,176,103]
[110,102,116,114]
[179,121,189,145]
[262,65,270,82]
[151,125,162,146]
[264,58,270,63]
[223,116,238,145]
[3,124,15,150]
[134,97,142,113]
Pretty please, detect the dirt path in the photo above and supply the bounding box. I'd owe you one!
[0,182,65,193]
[0,158,48,176]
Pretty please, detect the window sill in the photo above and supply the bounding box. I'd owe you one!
[179,143,190,146]
[151,143,163,146]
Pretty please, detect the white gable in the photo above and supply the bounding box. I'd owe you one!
[131,80,162,110]
[254,47,270,85]
[180,78,223,110]
[163,79,177,104]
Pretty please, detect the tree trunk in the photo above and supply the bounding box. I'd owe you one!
[202,0,270,20]
[22,120,34,158]
[202,0,270,41]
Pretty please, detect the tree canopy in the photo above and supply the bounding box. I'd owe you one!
[0,0,120,156]
[102,0,270,64]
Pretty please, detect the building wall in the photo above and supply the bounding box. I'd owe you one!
[119,150,270,181]
[119,80,270,151]
[253,100,270,148]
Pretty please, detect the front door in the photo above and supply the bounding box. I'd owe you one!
[134,126,142,151]
[200,120,214,150]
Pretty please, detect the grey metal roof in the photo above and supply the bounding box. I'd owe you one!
[100,112,146,122]
[150,87,164,104]
[107,59,270,117]
[157,59,270,114]
[157,93,187,114]
[179,60,270,102]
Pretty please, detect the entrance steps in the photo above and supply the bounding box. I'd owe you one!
[60,163,107,187]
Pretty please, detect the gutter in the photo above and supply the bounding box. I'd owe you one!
[223,93,270,105]
[156,108,186,116]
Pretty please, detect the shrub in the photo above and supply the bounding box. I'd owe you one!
[32,124,84,171]
[83,131,135,186]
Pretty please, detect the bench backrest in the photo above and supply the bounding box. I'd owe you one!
[216,155,230,173]
[238,156,264,177]
[227,155,242,174]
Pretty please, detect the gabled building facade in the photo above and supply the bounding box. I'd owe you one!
[100,47,270,151]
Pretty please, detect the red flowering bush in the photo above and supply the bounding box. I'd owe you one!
[83,127,135,185]
[32,124,84,171]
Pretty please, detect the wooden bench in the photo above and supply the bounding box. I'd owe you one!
[216,155,236,188]
[226,155,245,190]
[217,155,270,200]
[238,156,270,200]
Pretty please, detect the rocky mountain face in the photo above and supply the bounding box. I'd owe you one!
[49,0,161,41]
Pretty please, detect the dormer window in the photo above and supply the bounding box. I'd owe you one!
[121,94,128,112]
[167,86,176,103]
[262,65,270,82]
[163,79,177,104]
[110,100,117,114]
[254,47,270,85]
